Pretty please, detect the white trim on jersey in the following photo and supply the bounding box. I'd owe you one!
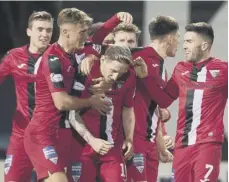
[34,56,42,93]
[188,66,207,145]
[150,110,159,142]
[105,97,114,144]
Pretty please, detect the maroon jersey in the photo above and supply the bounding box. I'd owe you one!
[0,45,41,137]
[131,47,174,141]
[28,43,76,135]
[72,61,136,144]
[166,57,228,148]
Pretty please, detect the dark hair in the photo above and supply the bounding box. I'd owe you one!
[113,23,141,40]
[57,8,93,26]
[28,11,53,28]
[148,15,179,39]
[185,22,214,45]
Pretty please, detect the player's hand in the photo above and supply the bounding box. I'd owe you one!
[122,139,134,160]
[159,149,173,163]
[132,57,148,78]
[158,108,171,122]
[89,94,112,115]
[117,12,133,24]
[164,135,175,149]
[89,137,114,155]
[88,77,113,94]
[80,54,98,75]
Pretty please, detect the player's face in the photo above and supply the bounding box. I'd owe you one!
[67,23,89,49]
[114,31,137,48]
[100,57,129,83]
[166,31,180,57]
[27,20,53,50]
[183,32,204,62]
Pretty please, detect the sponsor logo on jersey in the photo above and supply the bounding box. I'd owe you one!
[50,73,63,83]
[43,146,58,164]
[73,81,85,91]
[49,56,59,62]
[17,63,26,69]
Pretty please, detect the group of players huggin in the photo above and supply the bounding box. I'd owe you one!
[1,7,227,182]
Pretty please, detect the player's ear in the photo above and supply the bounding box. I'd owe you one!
[201,41,208,51]
[62,29,69,38]
[26,28,32,37]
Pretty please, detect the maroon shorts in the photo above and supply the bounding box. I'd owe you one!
[4,134,33,182]
[127,138,159,182]
[24,125,72,181]
[70,138,127,182]
[172,142,222,182]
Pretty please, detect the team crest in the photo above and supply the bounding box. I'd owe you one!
[133,153,144,173]
[4,155,13,175]
[43,146,58,164]
[209,70,220,78]
[72,162,82,182]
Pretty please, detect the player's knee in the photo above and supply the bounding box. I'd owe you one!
[43,171,68,182]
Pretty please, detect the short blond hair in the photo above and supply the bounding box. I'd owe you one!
[104,45,132,64]
[57,8,93,26]
[28,11,53,28]
[113,23,141,40]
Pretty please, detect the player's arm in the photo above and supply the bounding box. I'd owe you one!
[89,12,133,44]
[122,76,136,160]
[156,122,173,163]
[69,110,113,155]
[141,56,179,108]
[0,51,12,84]
[44,55,111,114]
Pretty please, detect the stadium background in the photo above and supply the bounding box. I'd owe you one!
[0,1,227,181]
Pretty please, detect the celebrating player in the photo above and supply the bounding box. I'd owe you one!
[1,11,54,182]
[168,22,228,182]
[127,16,180,182]
[23,8,112,182]
[69,45,135,182]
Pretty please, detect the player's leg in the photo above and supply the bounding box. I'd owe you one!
[4,136,33,182]
[99,147,127,182]
[57,128,73,181]
[146,144,159,182]
[24,130,68,182]
[68,135,87,182]
[192,143,222,182]
[126,138,148,182]
[77,144,97,182]
[172,146,192,182]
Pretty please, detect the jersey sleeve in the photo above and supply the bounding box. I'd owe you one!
[163,66,179,100]
[123,73,136,108]
[88,15,120,44]
[83,43,108,58]
[133,52,178,108]
[43,55,67,93]
[0,51,12,84]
